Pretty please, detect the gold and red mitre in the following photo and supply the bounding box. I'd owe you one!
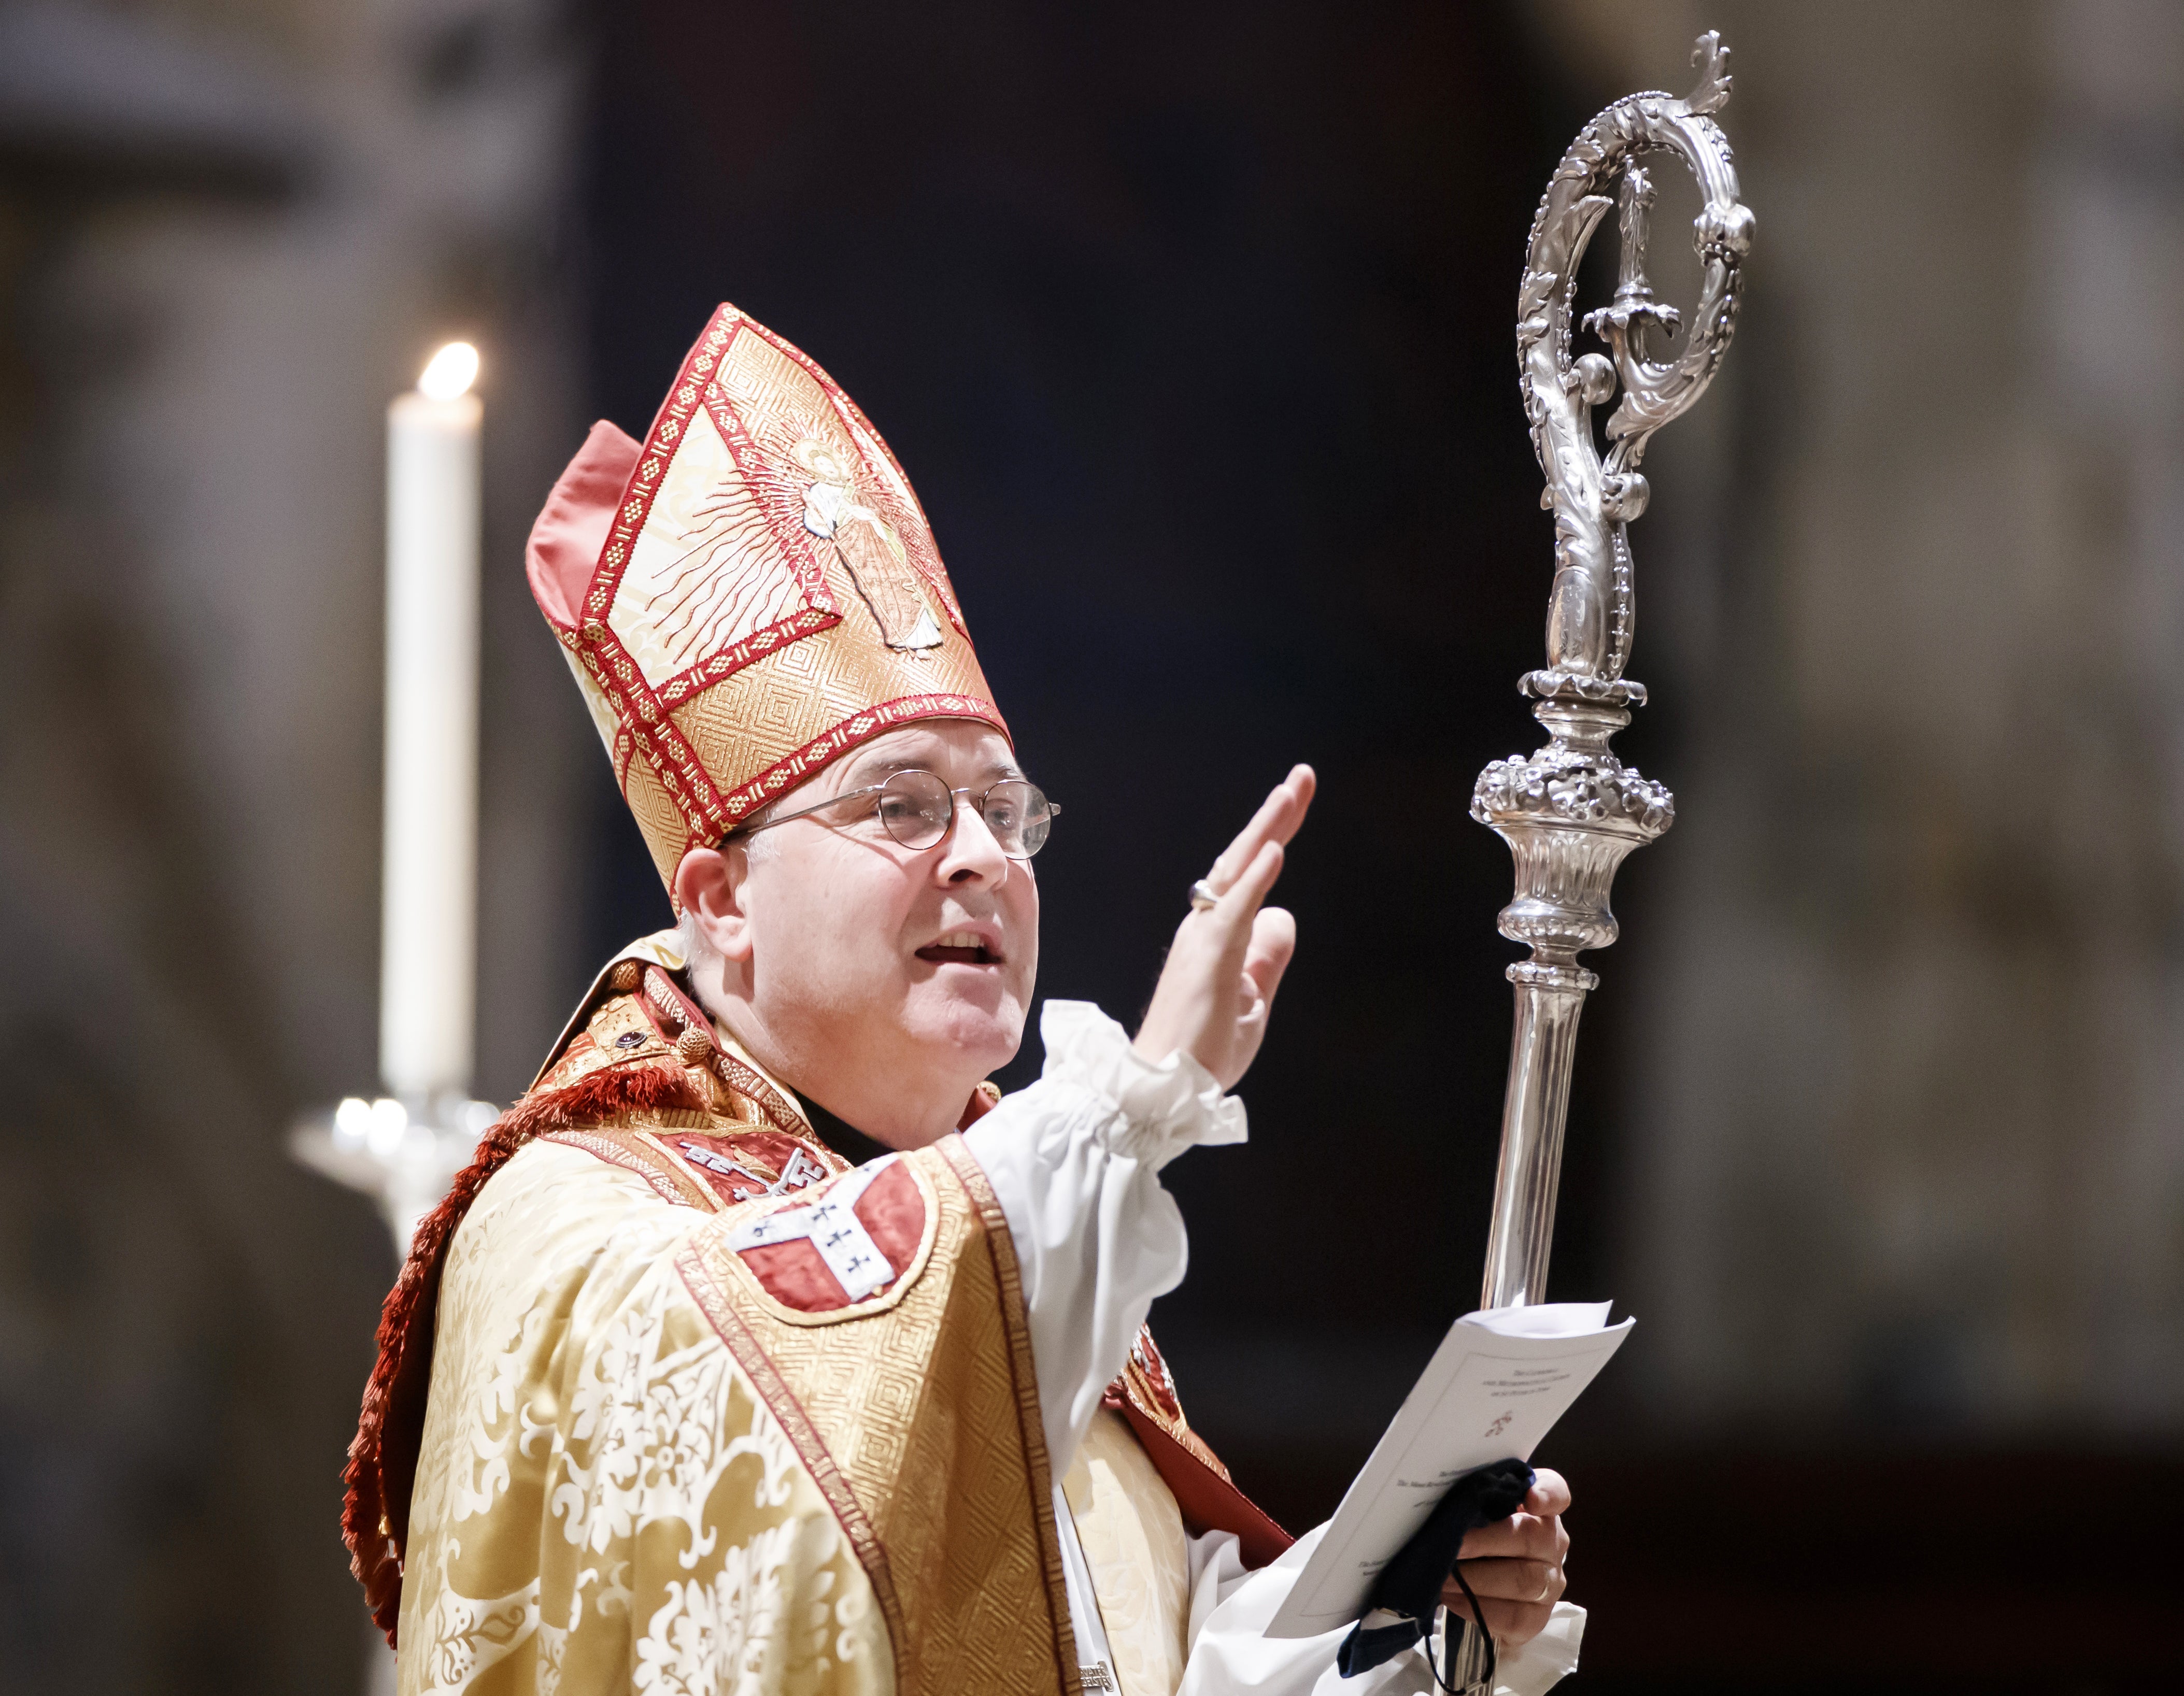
[527,303,1007,892]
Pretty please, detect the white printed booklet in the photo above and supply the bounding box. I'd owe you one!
[1264,1301,1634,1639]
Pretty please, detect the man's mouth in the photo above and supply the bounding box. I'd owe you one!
[915,929,1003,966]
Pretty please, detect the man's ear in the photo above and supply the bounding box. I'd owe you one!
[674,845,755,963]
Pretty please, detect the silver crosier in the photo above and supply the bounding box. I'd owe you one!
[1450,31,1751,1692]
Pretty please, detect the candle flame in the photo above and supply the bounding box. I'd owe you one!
[418,341,480,402]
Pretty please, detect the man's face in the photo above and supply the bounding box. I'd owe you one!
[724,720,1040,1110]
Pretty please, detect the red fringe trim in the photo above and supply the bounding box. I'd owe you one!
[341,1062,707,1647]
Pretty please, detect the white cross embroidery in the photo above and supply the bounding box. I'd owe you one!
[678,1141,831,1203]
[725,1156,901,1301]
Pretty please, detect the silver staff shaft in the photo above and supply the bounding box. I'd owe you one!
[1480,977,1585,1313]
[1448,30,1751,1693]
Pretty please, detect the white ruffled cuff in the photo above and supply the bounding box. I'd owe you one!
[1038,1000,1247,1167]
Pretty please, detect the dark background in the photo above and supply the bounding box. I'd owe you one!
[583,0,1591,1332]
[2,2,2178,1693]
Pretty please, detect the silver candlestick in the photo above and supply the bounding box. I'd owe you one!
[1453,32,1751,1691]
[292,1092,498,1255]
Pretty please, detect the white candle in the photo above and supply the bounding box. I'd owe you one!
[379,342,482,1105]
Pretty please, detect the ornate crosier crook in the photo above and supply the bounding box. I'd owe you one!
[1450,34,1751,1691]
[1516,30,1751,703]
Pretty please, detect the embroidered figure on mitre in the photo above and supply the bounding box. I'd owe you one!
[793,435,946,651]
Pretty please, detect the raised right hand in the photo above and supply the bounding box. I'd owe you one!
[1131,764,1315,1090]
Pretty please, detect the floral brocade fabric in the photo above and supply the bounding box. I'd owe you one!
[1061,1410,1194,1696]
[396,1142,894,1696]
[393,1113,1080,1696]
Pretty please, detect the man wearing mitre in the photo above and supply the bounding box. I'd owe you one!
[344,304,1584,1696]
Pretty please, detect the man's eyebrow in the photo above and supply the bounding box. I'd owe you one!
[842,749,1026,786]
[844,751,929,784]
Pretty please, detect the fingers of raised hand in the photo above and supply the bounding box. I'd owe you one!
[1242,907,1297,1001]
[1206,766,1315,895]
[1212,840,1284,925]
[1140,765,1312,1087]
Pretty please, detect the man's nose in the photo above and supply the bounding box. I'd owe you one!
[934,797,1010,885]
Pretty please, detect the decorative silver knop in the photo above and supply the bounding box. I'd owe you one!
[1453,37,1750,1691]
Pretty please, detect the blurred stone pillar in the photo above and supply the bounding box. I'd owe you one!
[2031,0,2184,1424]
[0,3,590,1691]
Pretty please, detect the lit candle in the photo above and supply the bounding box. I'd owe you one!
[379,341,481,1106]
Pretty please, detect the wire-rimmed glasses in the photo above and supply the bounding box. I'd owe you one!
[728,769,1060,860]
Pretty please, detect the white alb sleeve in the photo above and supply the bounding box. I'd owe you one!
[961,999,1245,1473]
[1179,1524,1586,1696]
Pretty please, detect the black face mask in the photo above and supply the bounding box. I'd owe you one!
[1335,1458,1537,1690]
[791,1092,896,1168]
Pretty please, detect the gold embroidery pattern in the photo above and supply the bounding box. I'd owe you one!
[530,993,670,1094]
[678,1138,1079,1696]
[525,983,830,1145]
[615,403,818,685]
[936,1136,1081,1693]
[710,1049,806,1133]
[675,1229,907,1660]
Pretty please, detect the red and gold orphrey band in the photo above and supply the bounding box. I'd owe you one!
[529,303,1009,891]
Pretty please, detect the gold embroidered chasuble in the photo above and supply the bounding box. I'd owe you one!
[389,967,1076,1695]
[360,955,1290,1696]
